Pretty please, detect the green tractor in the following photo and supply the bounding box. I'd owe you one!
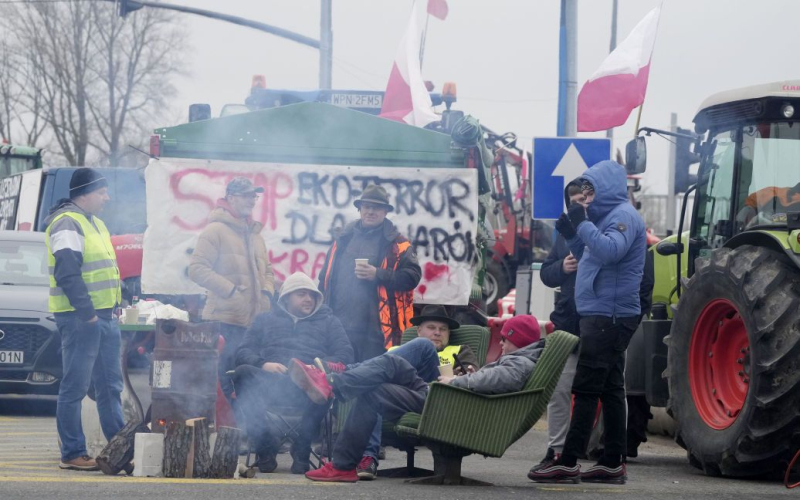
[629,80,800,477]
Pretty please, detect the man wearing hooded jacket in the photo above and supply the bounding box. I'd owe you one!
[529,160,645,485]
[234,272,353,474]
[189,177,276,403]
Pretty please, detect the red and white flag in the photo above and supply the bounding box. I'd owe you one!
[379,7,439,127]
[427,0,449,21]
[577,6,661,132]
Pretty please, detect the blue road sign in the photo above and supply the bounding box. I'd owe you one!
[532,137,611,219]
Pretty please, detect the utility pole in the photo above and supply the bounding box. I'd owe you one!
[606,0,618,140]
[319,0,333,90]
[557,0,578,137]
[666,112,678,233]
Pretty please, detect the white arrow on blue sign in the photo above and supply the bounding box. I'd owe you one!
[531,137,611,219]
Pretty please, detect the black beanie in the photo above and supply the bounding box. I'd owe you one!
[69,168,108,199]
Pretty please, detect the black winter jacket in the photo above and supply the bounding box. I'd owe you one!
[540,234,580,335]
[235,304,354,368]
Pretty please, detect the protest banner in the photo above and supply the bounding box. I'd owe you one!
[142,159,479,305]
[0,175,22,230]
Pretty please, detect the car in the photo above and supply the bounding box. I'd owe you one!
[0,230,61,397]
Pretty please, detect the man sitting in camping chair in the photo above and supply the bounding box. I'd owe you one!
[233,272,353,474]
[289,315,543,483]
[314,305,481,480]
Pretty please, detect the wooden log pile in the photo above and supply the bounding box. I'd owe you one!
[162,419,241,479]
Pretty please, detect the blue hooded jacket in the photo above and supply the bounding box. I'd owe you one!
[566,161,646,318]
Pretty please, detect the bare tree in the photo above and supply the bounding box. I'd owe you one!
[0,40,19,143]
[0,1,185,166]
[88,4,185,166]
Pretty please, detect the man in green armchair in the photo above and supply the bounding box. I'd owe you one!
[314,304,480,480]
[290,315,543,483]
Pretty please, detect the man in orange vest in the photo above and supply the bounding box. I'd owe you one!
[319,184,421,362]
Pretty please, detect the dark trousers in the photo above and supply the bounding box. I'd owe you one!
[233,365,329,457]
[562,315,638,463]
[331,354,428,470]
[219,323,247,401]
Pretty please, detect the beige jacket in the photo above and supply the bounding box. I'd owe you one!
[188,205,275,327]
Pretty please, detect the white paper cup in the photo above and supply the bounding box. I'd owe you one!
[124,307,139,325]
[355,258,369,267]
[438,364,454,377]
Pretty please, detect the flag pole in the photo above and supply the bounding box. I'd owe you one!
[634,104,644,134]
[419,10,430,67]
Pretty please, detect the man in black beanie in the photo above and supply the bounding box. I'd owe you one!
[44,167,125,471]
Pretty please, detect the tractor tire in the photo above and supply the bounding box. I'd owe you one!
[665,245,800,477]
[483,259,509,316]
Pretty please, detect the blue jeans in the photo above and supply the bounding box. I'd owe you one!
[346,338,440,461]
[55,313,125,462]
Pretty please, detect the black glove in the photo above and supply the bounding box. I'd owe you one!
[567,202,587,228]
[555,213,576,240]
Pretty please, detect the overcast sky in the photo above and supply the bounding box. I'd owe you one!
[164,0,800,194]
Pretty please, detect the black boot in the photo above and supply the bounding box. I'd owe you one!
[290,442,311,475]
[255,449,278,473]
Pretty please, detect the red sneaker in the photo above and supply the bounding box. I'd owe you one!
[289,358,333,404]
[305,461,358,482]
[314,357,346,374]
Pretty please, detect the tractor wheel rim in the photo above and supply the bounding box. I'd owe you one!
[689,299,750,430]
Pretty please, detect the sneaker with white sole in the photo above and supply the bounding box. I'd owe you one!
[527,460,581,484]
[356,456,378,480]
[581,462,627,484]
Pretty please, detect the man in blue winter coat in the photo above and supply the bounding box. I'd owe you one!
[529,160,645,485]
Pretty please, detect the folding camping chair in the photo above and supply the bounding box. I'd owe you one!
[227,370,335,476]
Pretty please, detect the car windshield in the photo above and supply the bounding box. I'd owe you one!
[0,240,49,286]
[736,122,800,229]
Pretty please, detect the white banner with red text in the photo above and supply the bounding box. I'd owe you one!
[141,158,479,305]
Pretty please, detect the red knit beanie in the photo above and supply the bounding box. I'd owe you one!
[500,315,541,348]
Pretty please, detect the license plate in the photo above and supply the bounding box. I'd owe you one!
[0,351,24,364]
[329,93,383,109]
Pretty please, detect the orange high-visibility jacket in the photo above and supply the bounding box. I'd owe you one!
[320,220,421,348]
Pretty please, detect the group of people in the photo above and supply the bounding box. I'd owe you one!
[45,159,649,486]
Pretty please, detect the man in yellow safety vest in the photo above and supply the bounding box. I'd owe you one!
[44,168,124,472]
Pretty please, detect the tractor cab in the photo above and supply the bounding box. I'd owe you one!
[688,82,800,268]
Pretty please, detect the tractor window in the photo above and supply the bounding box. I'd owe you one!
[693,129,736,255]
[736,122,800,229]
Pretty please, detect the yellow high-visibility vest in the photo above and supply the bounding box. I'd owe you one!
[388,344,462,366]
[46,212,121,313]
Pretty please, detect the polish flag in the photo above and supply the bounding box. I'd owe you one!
[379,7,439,127]
[427,0,449,21]
[577,6,661,132]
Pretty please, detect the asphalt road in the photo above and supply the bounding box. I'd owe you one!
[0,398,795,499]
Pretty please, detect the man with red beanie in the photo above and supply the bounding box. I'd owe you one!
[291,314,545,483]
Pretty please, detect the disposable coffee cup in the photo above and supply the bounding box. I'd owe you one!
[438,364,454,377]
[125,307,139,325]
[355,258,369,267]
